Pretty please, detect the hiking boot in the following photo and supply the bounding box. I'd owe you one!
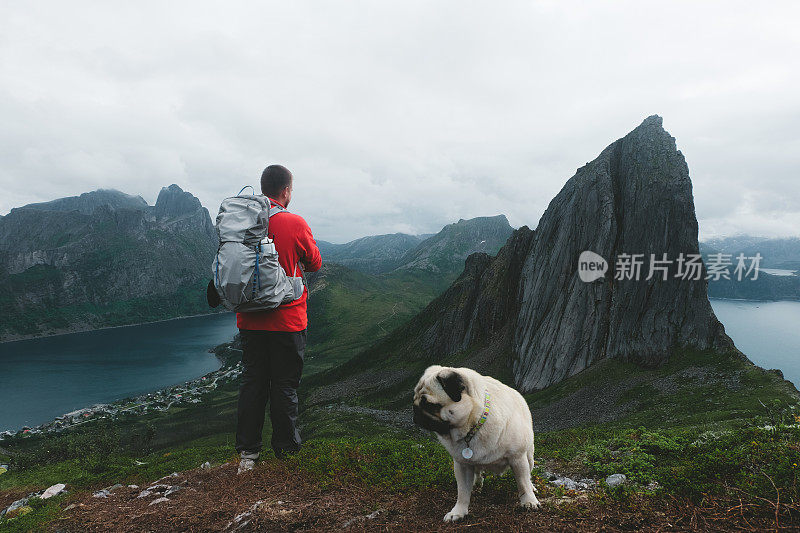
[237,451,259,474]
[237,457,256,474]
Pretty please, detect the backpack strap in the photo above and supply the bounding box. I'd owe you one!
[266,199,307,292]
[263,198,285,241]
[293,262,307,288]
[267,202,286,218]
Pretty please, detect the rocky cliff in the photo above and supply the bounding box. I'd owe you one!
[370,227,534,362]
[512,115,732,390]
[327,116,736,394]
[0,185,218,340]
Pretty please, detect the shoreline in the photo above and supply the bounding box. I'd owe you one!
[0,351,239,438]
[709,296,800,303]
[3,297,796,345]
[0,310,233,345]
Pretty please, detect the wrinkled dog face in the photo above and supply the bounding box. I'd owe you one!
[413,366,473,435]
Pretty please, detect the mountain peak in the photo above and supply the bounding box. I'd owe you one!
[153,184,202,218]
[395,215,514,275]
[511,117,731,390]
[454,214,509,227]
[338,117,734,394]
[639,114,663,128]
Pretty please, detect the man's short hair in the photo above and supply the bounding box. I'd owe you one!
[260,165,293,198]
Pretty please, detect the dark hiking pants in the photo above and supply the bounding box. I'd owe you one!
[235,329,306,456]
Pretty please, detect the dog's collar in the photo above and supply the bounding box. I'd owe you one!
[463,392,491,445]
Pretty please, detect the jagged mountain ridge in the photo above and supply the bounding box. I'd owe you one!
[0,185,218,341]
[317,215,513,276]
[317,233,427,274]
[316,116,738,396]
[512,115,733,390]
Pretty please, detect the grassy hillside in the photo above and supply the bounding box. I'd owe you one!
[305,264,443,373]
[2,344,799,530]
[304,216,514,373]
[4,214,800,529]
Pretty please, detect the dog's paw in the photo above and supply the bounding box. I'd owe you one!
[443,508,468,522]
[472,472,485,493]
[519,495,541,510]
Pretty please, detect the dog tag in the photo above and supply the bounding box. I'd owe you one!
[462,447,473,459]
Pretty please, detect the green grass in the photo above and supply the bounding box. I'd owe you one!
[288,417,800,506]
[3,392,800,530]
[305,265,445,374]
[0,429,239,532]
[3,251,800,529]
[0,435,238,531]
[524,348,798,429]
[0,434,235,493]
[536,415,800,500]
[287,437,455,490]
[0,493,68,533]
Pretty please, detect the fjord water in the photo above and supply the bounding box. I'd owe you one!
[0,313,237,432]
[710,299,800,388]
[1,302,797,432]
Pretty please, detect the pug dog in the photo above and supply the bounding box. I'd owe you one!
[413,365,540,522]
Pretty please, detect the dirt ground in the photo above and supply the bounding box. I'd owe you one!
[52,460,795,532]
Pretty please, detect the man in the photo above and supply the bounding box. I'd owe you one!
[236,164,322,473]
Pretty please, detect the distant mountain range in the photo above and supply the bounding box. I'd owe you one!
[0,185,218,341]
[700,238,800,300]
[317,215,512,276]
[394,215,513,274]
[317,233,428,274]
[2,177,794,350]
[0,185,513,345]
[701,236,800,271]
[305,215,514,370]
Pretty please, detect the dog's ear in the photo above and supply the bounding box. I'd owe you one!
[437,370,465,402]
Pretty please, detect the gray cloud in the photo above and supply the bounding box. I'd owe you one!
[1,1,798,242]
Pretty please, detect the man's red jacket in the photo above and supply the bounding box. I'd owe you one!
[236,198,322,332]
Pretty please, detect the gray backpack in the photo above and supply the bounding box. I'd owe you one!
[211,189,304,312]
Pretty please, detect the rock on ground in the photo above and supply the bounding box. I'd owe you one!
[606,474,627,488]
[41,483,66,499]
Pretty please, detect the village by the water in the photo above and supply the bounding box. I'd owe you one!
[0,355,242,442]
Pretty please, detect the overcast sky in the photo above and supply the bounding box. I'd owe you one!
[1,1,798,243]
